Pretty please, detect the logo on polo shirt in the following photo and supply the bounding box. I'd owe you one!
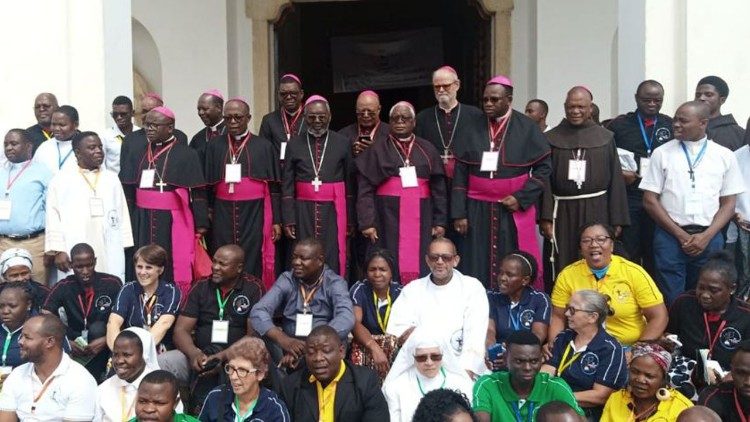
[232,295,251,315]
[520,309,535,329]
[655,127,672,143]
[580,352,599,375]
[107,210,121,229]
[450,328,464,353]
[613,284,632,303]
[720,327,742,350]
[153,303,165,320]
[95,295,113,311]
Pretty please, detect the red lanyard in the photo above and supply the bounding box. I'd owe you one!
[142,294,158,326]
[282,108,303,138]
[488,117,510,151]
[703,312,728,359]
[227,133,251,164]
[6,160,33,191]
[735,389,749,422]
[146,138,176,168]
[77,288,95,325]
[390,135,416,165]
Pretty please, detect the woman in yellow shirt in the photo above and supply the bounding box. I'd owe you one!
[547,223,668,352]
[601,341,692,421]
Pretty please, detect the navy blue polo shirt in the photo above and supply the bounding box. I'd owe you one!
[547,328,628,392]
[349,280,402,335]
[112,280,180,347]
[198,384,290,422]
[487,286,550,343]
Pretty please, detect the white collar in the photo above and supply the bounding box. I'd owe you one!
[233,129,250,140]
[210,120,225,131]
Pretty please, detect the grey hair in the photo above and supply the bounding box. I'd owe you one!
[389,101,415,118]
[574,289,612,325]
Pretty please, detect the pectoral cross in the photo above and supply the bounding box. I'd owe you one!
[441,148,453,164]
[312,177,322,192]
[155,180,168,193]
[228,183,235,194]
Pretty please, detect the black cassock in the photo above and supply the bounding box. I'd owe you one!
[258,108,307,157]
[282,131,353,275]
[204,133,280,289]
[452,110,551,288]
[190,121,227,165]
[356,135,447,283]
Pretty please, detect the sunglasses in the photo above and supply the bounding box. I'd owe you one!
[414,353,443,363]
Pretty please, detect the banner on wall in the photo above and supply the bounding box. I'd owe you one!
[331,28,444,93]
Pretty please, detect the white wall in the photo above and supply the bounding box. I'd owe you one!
[510,0,536,110]
[0,0,132,135]
[132,0,230,136]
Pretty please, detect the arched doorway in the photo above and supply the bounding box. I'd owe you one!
[273,0,492,128]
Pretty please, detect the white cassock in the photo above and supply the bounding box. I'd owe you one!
[32,138,78,175]
[386,270,489,375]
[101,125,139,174]
[45,166,133,281]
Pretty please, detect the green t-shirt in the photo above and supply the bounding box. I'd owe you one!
[472,371,583,421]
[128,414,200,422]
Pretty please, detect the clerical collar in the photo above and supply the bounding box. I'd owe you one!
[285,107,302,117]
[154,136,176,147]
[683,136,708,153]
[233,129,250,140]
[210,119,224,131]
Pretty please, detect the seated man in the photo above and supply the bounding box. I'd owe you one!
[0,248,50,312]
[131,370,198,422]
[698,340,750,420]
[279,325,388,422]
[249,238,354,370]
[0,314,98,421]
[387,237,489,376]
[472,331,583,421]
[159,244,263,412]
[42,243,122,381]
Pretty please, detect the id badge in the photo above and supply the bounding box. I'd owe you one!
[639,157,651,178]
[567,159,587,183]
[89,198,104,217]
[685,192,702,215]
[295,313,313,337]
[280,142,288,160]
[399,166,419,188]
[480,151,500,172]
[0,199,11,220]
[225,164,242,183]
[140,169,155,188]
[211,320,229,344]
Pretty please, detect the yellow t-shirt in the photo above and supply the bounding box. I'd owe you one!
[601,388,693,421]
[551,256,664,345]
[309,361,346,422]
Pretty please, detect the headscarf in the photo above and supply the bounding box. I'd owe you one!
[631,342,672,373]
[0,248,33,275]
[124,326,160,370]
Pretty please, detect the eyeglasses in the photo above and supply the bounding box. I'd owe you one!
[427,253,455,263]
[565,306,596,316]
[224,364,259,377]
[390,115,414,123]
[433,82,456,91]
[223,115,248,122]
[580,236,611,246]
[306,114,328,122]
[279,91,301,98]
[414,353,443,363]
[356,110,378,117]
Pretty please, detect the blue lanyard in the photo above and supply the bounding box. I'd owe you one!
[679,140,708,188]
[56,142,74,169]
[636,112,657,155]
[512,401,535,422]
[508,306,521,330]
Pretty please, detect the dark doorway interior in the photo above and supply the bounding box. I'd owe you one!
[275,0,492,129]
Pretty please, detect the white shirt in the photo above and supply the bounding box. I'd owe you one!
[32,138,78,175]
[94,367,183,422]
[45,166,133,281]
[386,270,489,374]
[639,138,745,226]
[0,352,98,421]
[734,145,750,219]
[383,366,474,422]
[101,125,139,174]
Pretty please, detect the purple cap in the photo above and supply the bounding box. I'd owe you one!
[280,73,302,85]
[487,75,513,88]
[227,96,249,107]
[202,89,224,100]
[151,106,175,120]
[304,95,328,106]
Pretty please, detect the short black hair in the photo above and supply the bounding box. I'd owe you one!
[537,401,581,421]
[364,248,396,279]
[72,131,99,150]
[0,282,33,305]
[35,314,67,345]
[5,129,32,144]
[412,389,478,422]
[503,250,538,281]
[140,370,178,398]
[54,105,79,124]
[636,79,664,95]
[114,330,144,355]
[578,221,615,243]
[294,238,325,259]
[507,330,541,348]
[70,243,95,259]
[699,250,738,288]
[698,75,729,98]
[528,99,549,115]
[307,325,341,346]
[112,95,134,109]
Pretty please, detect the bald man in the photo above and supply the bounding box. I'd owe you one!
[26,93,58,153]
[204,98,281,290]
[676,406,721,422]
[190,90,226,164]
[540,86,629,289]
[641,101,744,304]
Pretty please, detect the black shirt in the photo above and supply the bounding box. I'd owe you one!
[181,274,263,349]
[43,272,122,340]
[698,381,750,422]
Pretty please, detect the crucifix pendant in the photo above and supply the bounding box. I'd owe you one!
[312,177,322,192]
[441,149,453,164]
[155,180,167,193]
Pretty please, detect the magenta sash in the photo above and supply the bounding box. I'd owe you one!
[295,181,347,276]
[467,174,543,289]
[215,178,275,291]
[136,188,195,295]
[376,177,430,284]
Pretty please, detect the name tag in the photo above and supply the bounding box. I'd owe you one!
[480,151,500,172]
[225,164,242,183]
[0,199,11,220]
[639,157,651,178]
[211,320,229,344]
[90,198,104,217]
[295,313,313,337]
[399,166,418,188]
[140,169,155,188]
[684,192,702,215]
[280,142,288,160]
[567,159,587,183]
